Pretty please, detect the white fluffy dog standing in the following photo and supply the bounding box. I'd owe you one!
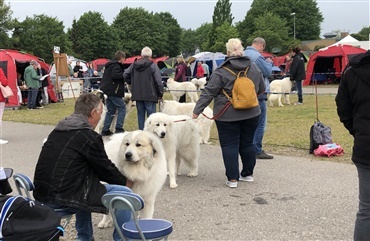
[166,78,199,103]
[98,130,167,228]
[160,100,213,144]
[144,112,200,188]
[191,77,207,90]
[268,77,292,107]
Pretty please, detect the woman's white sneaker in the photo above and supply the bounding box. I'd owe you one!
[239,175,254,182]
[226,181,238,188]
[0,139,8,145]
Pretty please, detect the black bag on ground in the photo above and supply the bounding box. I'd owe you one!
[0,195,63,241]
[309,121,332,154]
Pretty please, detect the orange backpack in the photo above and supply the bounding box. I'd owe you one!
[222,66,258,110]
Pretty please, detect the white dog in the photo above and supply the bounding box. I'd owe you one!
[98,131,167,228]
[144,112,200,188]
[191,77,207,90]
[160,100,213,144]
[93,90,136,133]
[268,77,292,107]
[166,78,199,103]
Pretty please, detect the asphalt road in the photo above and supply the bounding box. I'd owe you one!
[0,118,357,241]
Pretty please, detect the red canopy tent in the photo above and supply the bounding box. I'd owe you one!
[303,45,366,86]
[0,49,57,108]
[123,55,141,64]
[90,58,109,72]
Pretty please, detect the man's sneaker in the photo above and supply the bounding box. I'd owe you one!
[226,181,238,188]
[239,175,254,182]
[0,139,8,145]
[256,150,274,159]
[115,128,125,134]
[101,130,113,136]
[294,102,303,105]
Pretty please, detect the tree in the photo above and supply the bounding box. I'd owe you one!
[67,11,118,61]
[12,14,71,63]
[0,0,13,48]
[210,22,239,52]
[154,12,182,57]
[209,0,234,49]
[112,7,166,56]
[352,26,370,41]
[237,0,323,41]
[247,12,292,53]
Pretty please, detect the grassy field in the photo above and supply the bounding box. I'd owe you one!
[4,90,353,164]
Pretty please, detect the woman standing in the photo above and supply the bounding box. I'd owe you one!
[174,56,187,103]
[193,38,265,188]
[0,68,9,144]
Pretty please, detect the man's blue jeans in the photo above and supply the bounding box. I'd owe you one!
[27,88,38,109]
[354,163,370,240]
[296,79,303,103]
[103,96,126,132]
[44,185,132,241]
[253,99,267,155]
[136,101,156,130]
[215,116,259,181]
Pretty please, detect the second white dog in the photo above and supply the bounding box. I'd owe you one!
[268,77,292,107]
[144,112,200,188]
[166,78,199,103]
[160,100,213,144]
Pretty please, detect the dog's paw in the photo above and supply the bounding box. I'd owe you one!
[170,182,178,188]
[187,172,198,177]
[279,104,284,107]
[98,221,112,229]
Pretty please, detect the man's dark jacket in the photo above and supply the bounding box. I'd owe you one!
[100,60,126,97]
[289,53,306,81]
[33,113,127,213]
[336,50,370,166]
[124,57,163,102]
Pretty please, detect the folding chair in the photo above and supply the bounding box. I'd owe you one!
[102,192,173,241]
[12,173,75,229]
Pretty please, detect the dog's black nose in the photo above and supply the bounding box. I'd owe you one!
[160,132,166,138]
[125,152,132,159]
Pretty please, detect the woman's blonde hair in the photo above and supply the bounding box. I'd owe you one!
[225,38,244,57]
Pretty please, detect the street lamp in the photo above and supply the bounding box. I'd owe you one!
[290,12,296,39]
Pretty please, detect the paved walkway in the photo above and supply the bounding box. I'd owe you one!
[2,120,357,240]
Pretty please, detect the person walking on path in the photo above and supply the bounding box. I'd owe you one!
[336,50,370,241]
[124,46,164,130]
[243,37,274,159]
[99,50,127,136]
[193,38,264,188]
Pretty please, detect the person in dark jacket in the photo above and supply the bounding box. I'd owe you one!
[336,50,370,240]
[124,47,164,130]
[34,93,132,241]
[99,50,127,136]
[193,38,265,188]
[289,47,306,105]
[174,56,188,102]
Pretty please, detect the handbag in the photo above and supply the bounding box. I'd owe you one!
[0,84,14,98]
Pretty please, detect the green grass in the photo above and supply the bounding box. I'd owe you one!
[4,91,353,164]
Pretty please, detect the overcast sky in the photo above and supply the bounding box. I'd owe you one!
[7,0,370,39]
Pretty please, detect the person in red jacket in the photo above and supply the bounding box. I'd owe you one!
[0,68,9,144]
[196,61,205,78]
